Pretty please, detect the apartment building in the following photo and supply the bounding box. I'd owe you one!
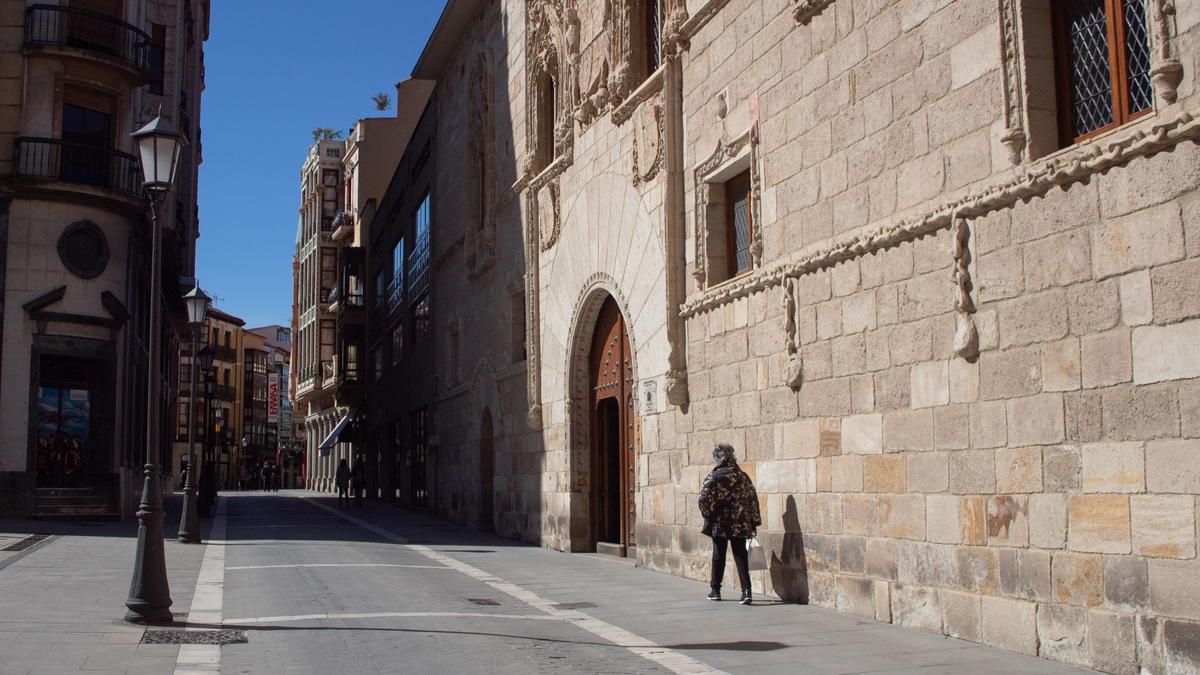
[365,1,1200,670]
[0,0,210,517]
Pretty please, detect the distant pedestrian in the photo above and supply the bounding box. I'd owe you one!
[260,463,270,492]
[351,455,366,508]
[335,459,351,508]
[699,443,761,605]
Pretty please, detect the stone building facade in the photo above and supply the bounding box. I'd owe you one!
[0,0,210,517]
[366,0,1200,670]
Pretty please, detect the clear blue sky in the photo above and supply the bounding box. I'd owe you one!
[196,0,447,329]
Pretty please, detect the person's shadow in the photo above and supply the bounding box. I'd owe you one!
[769,495,809,603]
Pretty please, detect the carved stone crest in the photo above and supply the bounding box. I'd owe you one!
[537,181,560,251]
[631,100,664,185]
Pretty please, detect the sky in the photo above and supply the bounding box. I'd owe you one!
[196,0,447,329]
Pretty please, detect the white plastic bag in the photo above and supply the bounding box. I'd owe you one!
[747,536,767,571]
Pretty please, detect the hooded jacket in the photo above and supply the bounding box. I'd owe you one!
[698,458,761,539]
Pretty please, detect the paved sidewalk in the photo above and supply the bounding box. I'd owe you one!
[0,496,207,675]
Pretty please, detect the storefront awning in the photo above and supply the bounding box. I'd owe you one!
[318,415,351,456]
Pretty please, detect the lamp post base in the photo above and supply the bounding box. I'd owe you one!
[177,474,201,544]
[125,463,173,623]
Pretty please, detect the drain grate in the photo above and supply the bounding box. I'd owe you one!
[552,602,596,610]
[2,534,49,552]
[142,629,248,645]
[468,598,500,606]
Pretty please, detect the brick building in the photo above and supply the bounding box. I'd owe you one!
[356,0,1200,670]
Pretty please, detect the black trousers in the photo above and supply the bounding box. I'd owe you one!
[711,536,751,592]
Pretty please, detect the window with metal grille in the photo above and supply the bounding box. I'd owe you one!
[725,171,753,278]
[645,0,661,76]
[1054,0,1151,144]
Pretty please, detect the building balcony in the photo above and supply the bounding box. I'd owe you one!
[213,384,237,402]
[331,211,354,241]
[209,345,237,363]
[23,5,151,82]
[12,137,143,205]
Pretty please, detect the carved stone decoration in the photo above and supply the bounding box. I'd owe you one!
[523,191,544,431]
[951,215,979,361]
[793,0,836,25]
[782,277,803,389]
[1150,0,1183,104]
[692,126,761,289]
[537,181,560,251]
[631,99,664,185]
[681,111,1200,319]
[998,0,1027,164]
[466,50,497,277]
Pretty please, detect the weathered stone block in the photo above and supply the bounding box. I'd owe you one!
[797,377,852,417]
[910,360,949,409]
[1152,257,1200,325]
[842,494,876,535]
[1000,290,1070,349]
[1042,338,1081,392]
[1081,442,1145,494]
[978,244,1024,303]
[940,589,981,642]
[1150,560,1200,621]
[998,549,1052,601]
[866,538,899,580]
[1092,201,1185,280]
[777,419,822,459]
[933,404,970,450]
[877,494,926,540]
[830,455,864,493]
[1181,382,1200,439]
[1132,320,1200,385]
[1068,279,1122,335]
[1038,603,1089,665]
[987,495,1029,546]
[970,400,1007,448]
[906,451,949,493]
[851,373,875,413]
[1163,618,1200,673]
[1131,495,1197,559]
[831,334,867,376]
[1068,494,1131,554]
[842,290,877,334]
[1146,439,1200,493]
[949,448,995,494]
[898,541,958,587]
[1025,229,1092,292]
[926,495,963,544]
[836,575,876,619]
[948,358,978,403]
[838,536,866,574]
[864,455,906,493]
[1029,493,1067,549]
[981,596,1037,655]
[957,546,1000,595]
[1101,384,1179,441]
[874,580,892,623]
[874,365,911,410]
[760,386,800,423]
[891,583,943,633]
[1104,555,1149,613]
[883,408,933,452]
[841,413,883,455]
[888,319,932,365]
[1053,551,1104,606]
[1007,394,1065,446]
[1119,270,1153,327]
[995,446,1043,493]
[979,347,1041,400]
[1088,610,1139,675]
[1065,391,1104,443]
[1081,328,1132,389]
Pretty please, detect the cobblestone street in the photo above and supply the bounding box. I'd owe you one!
[0,492,1091,674]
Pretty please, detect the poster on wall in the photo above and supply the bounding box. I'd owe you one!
[267,374,279,424]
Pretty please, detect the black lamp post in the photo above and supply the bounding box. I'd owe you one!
[199,367,215,517]
[177,290,210,545]
[125,112,186,623]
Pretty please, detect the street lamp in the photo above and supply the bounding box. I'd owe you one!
[177,285,211,544]
[125,112,187,624]
[199,369,215,517]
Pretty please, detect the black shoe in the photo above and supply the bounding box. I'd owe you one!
[707,589,721,601]
[739,590,752,605]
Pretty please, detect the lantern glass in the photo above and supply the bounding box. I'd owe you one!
[198,346,215,372]
[131,115,186,193]
[184,285,211,327]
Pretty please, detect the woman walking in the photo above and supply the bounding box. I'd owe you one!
[335,458,351,508]
[699,443,761,605]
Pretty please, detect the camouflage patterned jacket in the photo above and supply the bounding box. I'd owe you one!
[698,459,761,539]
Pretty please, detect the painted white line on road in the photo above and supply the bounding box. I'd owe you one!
[226,611,563,625]
[304,498,726,675]
[226,563,450,571]
[174,499,227,675]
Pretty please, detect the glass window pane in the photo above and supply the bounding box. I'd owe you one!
[1123,0,1152,114]
[1063,0,1115,138]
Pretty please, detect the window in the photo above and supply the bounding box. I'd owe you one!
[408,195,431,301]
[224,330,231,348]
[148,25,166,95]
[319,319,335,365]
[1053,0,1152,144]
[413,295,431,345]
[392,325,403,365]
[373,346,383,381]
[535,71,557,171]
[725,170,753,278]
[644,0,662,78]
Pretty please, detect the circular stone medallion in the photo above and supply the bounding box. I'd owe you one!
[57,220,110,280]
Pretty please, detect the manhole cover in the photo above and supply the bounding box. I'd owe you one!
[468,598,500,606]
[142,630,248,645]
[552,602,596,610]
[2,534,49,552]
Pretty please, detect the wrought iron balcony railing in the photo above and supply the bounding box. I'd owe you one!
[13,137,142,197]
[407,230,431,302]
[24,4,151,76]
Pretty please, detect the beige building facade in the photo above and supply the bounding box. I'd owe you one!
[0,0,209,517]
[381,0,1200,671]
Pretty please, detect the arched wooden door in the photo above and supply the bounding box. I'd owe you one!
[589,297,635,555]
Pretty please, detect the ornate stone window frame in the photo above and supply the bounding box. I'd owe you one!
[691,125,762,290]
[465,51,497,277]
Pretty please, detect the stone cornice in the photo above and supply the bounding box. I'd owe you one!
[612,66,665,126]
[681,110,1200,319]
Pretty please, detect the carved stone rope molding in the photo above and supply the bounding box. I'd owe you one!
[951,212,979,361]
[793,0,836,25]
[681,110,1200,321]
